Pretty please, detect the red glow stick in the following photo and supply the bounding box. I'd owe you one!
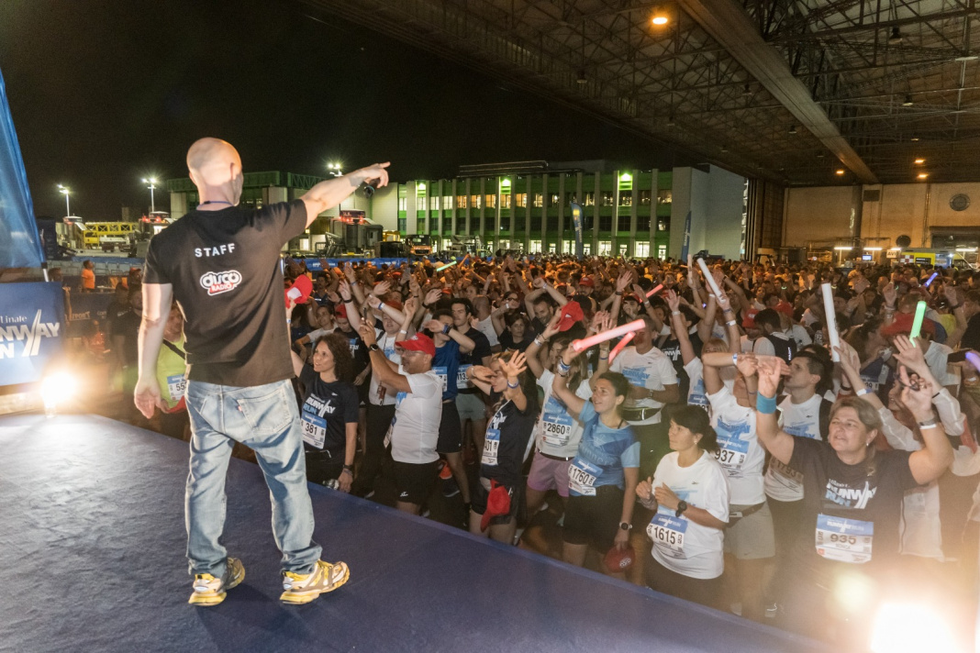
[645,284,664,298]
[608,331,635,364]
[571,319,645,352]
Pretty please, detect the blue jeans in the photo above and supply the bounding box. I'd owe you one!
[185,379,322,577]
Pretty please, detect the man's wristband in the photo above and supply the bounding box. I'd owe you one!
[726,320,737,326]
[557,360,571,373]
[856,388,870,397]
[756,393,777,414]
[443,323,451,335]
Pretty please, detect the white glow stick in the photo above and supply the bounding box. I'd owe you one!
[645,284,664,298]
[697,258,722,297]
[966,351,980,374]
[608,331,635,363]
[821,283,841,362]
[571,319,645,352]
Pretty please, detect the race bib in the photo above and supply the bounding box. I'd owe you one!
[568,457,601,496]
[623,367,649,387]
[815,514,874,564]
[433,365,448,393]
[457,364,472,390]
[715,430,750,477]
[541,412,574,447]
[483,428,500,466]
[166,374,186,402]
[301,411,326,449]
[647,512,688,558]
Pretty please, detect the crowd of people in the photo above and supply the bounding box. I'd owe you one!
[276,251,980,646]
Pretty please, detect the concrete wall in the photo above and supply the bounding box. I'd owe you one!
[670,166,746,259]
[785,182,980,248]
[782,186,857,247]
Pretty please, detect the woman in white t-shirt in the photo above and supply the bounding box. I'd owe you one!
[636,405,730,609]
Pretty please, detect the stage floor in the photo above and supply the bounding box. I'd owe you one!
[0,414,829,652]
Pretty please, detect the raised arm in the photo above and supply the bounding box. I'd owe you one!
[553,346,589,419]
[755,356,796,465]
[899,366,955,484]
[666,290,696,365]
[525,313,561,379]
[499,351,529,413]
[300,163,389,224]
[358,324,411,394]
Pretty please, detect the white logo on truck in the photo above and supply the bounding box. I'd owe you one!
[200,270,242,296]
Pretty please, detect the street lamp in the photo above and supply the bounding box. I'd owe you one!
[327,162,343,177]
[57,184,71,217]
[142,177,158,214]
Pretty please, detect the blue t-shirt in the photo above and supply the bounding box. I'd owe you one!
[568,401,639,496]
[432,339,461,400]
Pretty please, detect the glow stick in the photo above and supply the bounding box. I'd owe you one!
[910,300,927,346]
[821,283,841,362]
[966,351,980,374]
[608,331,635,364]
[645,284,664,298]
[436,261,458,272]
[571,319,645,353]
[924,272,938,287]
[697,258,722,297]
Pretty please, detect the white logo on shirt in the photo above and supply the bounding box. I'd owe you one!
[200,270,242,296]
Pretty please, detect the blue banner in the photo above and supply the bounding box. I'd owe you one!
[0,282,66,385]
[570,203,584,258]
[0,68,45,268]
[680,211,692,261]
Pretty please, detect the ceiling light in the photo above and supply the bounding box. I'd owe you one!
[742,84,752,96]
[720,145,728,153]
[914,158,925,165]
[888,27,903,45]
[917,173,929,179]
[666,115,676,127]
[788,125,798,135]
[817,152,825,159]
[836,169,846,175]
[652,13,669,25]
[576,70,587,85]
[902,94,914,107]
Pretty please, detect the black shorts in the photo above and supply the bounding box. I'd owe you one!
[305,448,345,486]
[562,485,624,552]
[436,401,463,454]
[391,460,438,505]
[471,478,523,526]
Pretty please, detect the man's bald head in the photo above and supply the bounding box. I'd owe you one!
[186,138,243,202]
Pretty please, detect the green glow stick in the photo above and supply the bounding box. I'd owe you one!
[910,300,927,346]
[436,261,458,272]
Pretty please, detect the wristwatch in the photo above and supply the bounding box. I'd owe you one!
[619,521,632,531]
[675,501,689,518]
[368,343,381,352]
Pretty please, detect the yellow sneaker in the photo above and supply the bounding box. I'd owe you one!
[188,557,245,606]
[280,560,349,605]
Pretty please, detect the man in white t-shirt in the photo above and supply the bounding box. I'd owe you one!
[358,327,442,515]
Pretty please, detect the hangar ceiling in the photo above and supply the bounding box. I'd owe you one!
[302,0,980,186]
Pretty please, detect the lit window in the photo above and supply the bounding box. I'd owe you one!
[598,240,611,255]
[457,195,467,209]
[548,242,557,253]
[471,195,482,209]
[583,192,595,207]
[639,190,652,206]
[582,242,591,255]
[562,240,573,254]
[443,195,452,209]
[550,193,560,207]
[619,193,632,207]
[418,197,427,211]
[398,197,407,211]
[516,193,527,208]
[619,243,628,256]
[658,190,672,204]
[501,194,511,209]
[529,239,542,253]
[533,194,543,208]
[485,194,496,209]
[601,191,614,206]
[657,244,667,259]
[635,242,650,258]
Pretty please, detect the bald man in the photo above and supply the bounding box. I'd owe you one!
[135,138,388,606]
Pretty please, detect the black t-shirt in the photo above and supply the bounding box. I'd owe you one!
[298,364,359,456]
[481,391,538,487]
[460,326,491,367]
[962,312,980,350]
[106,300,132,337]
[788,437,920,584]
[335,327,370,378]
[498,331,534,353]
[143,201,307,387]
[114,310,142,366]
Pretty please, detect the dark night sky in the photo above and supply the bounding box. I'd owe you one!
[0,0,696,219]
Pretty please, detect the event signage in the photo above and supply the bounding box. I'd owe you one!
[0,282,65,385]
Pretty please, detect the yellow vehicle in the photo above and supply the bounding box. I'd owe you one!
[81,222,137,252]
[891,248,975,269]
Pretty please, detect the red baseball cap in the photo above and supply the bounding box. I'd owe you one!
[742,308,759,329]
[579,277,595,287]
[481,481,512,531]
[557,301,585,332]
[604,544,636,572]
[335,304,348,319]
[880,312,936,337]
[774,301,794,319]
[395,332,436,357]
[285,274,313,305]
